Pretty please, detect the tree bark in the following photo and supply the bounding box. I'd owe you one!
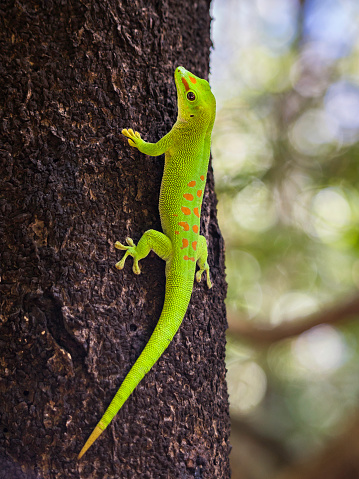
[0,1,230,478]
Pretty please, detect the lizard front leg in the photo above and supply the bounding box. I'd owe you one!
[115,229,173,274]
[122,128,174,157]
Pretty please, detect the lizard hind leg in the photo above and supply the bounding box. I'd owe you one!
[195,235,212,289]
[115,230,172,275]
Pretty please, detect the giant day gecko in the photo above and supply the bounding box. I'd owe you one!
[78,66,216,459]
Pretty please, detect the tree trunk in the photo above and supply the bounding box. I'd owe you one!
[0,1,230,478]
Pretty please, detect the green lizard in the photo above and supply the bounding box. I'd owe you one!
[78,66,216,459]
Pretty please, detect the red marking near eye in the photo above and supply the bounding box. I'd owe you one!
[194,207,200,218]
[193,225,199,233]
[181,77,190,92]
[189,76,197,84]
[179,222,190,231]
[175,230,179,235]
[184,256,195,262]
[181,239,189,249]
[200,175,205,181]
[188,181,196,187]
[197,190,202,197]
[183,193,194,201]
[181,206,191,215]
[192,241,197,251]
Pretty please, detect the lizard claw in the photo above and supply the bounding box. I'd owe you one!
[121,128,132,138]
[115,237,141,274]
[115,241,128,251]
[196,268,212,289]
[121,128,142,148]
[115,238,136,250]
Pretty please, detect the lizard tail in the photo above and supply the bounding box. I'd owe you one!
[78,280,193,459]
[78,424,104,459]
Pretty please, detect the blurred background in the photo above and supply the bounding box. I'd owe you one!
[210,0,359,478]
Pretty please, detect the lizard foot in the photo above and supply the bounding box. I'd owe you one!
[122,128,142,148]
[196,266,212,289]
[115,237,141,274]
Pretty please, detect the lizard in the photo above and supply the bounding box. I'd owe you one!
[78,66,216,459]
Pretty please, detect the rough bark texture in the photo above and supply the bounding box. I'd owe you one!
[0,1,230,478]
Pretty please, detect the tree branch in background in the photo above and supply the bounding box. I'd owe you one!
[228,295,359,345]
[275,411,359,479]
[230,416,292,479]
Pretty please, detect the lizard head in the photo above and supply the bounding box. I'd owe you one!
[174,66,216,127]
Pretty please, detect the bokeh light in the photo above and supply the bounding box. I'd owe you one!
[292,325,347,374]
[211,0,359,473]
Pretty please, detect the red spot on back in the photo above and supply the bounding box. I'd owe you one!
[184,256,195,262]
[175,231,179,235]
[179,222,190,231]
[194,207,200,218]
[189,76,197,84]
[193,225,199,233]
[181,206,191,215]
[197,190,202,197]
[173,214,178,217]
[192,241,197,251]
[181,77,190,92]
[188,181,196,187]
[181,239,189,249]
[183,193,194,201]
[200,175,205,181]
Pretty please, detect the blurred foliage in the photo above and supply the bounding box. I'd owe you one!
[210,0,359,467]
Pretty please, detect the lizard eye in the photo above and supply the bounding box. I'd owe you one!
[187,91,196,101]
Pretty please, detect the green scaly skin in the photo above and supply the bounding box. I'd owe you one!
[78,66,216,459]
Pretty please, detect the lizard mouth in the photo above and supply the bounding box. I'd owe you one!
[175,66,189,92]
